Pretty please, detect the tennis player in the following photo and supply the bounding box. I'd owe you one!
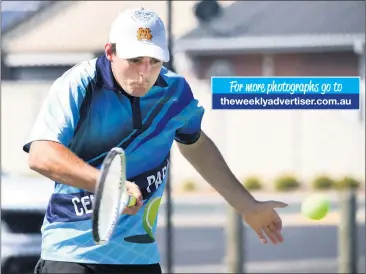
[25,7,288,274]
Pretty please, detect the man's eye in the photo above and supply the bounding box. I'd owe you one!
[129,58,142,63]
[151,59,161,65]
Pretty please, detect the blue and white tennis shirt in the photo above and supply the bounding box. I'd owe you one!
[23,55,204,265]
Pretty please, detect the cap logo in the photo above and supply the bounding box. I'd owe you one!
[137,27,153,41]
[134,9,156,23]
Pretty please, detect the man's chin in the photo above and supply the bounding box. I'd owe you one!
[127,87,150,97]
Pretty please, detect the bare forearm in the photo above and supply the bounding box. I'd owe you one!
[177,131,256,212]
[28,141,99,193]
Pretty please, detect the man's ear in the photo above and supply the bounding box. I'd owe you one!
[105,43,114,61]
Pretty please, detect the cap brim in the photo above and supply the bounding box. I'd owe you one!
[115,42,170,63]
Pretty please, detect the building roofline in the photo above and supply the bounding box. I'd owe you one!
[2,1,54,33]
[175,33,365,54]
[5,52,96,67]
[3,1,75,42]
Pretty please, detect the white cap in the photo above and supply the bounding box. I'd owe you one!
[109,7,170,62]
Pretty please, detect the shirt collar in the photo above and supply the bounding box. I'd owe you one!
[95,55,168,92]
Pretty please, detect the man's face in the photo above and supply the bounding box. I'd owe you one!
[105,44,163,97]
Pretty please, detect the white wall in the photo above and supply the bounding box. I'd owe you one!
[2,80,365,189]
[1,81,52,176]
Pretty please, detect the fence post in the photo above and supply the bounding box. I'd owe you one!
[165,1,174,273]
[338,189,358,274]
[226,207,244,273]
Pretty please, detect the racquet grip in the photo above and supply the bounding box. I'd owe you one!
[127,195,137,207]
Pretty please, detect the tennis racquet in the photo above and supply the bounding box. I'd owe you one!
[92,147,137,245]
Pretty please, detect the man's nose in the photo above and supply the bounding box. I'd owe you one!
[138,60,152,75]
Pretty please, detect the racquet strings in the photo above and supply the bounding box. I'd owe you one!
[97,154,123,241]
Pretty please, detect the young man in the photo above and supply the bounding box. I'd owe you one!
[25,7,288,274]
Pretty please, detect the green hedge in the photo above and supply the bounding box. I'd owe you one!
[243,176,263,191]
[311,175,335,190]
[336,176,361,190]
[181,180,197,192]
[274,174,301,191]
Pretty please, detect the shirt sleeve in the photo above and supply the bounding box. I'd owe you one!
[174,79,205,145]
[23,72,89,153]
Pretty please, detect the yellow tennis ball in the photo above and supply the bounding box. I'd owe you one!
[301,193,330,220]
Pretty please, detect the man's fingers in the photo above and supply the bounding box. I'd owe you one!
[135,198,143,207]
[273,217,283,231]
[263,226,278,244]
[267,200,288,209]
[269,222,284,243]
[134,191,143,202]
[122,201,142,215]
[256,230,267,244]
[128,186,143,202]
[122,181,143,215]
[122,207,138,215]
[126,182,143,206]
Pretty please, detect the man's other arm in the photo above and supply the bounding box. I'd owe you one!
[175,78,287,244]
[176,130,256,213]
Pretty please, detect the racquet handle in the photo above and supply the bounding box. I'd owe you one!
[126,195,137,207]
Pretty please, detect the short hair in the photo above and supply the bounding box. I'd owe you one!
[110,43,117,55]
